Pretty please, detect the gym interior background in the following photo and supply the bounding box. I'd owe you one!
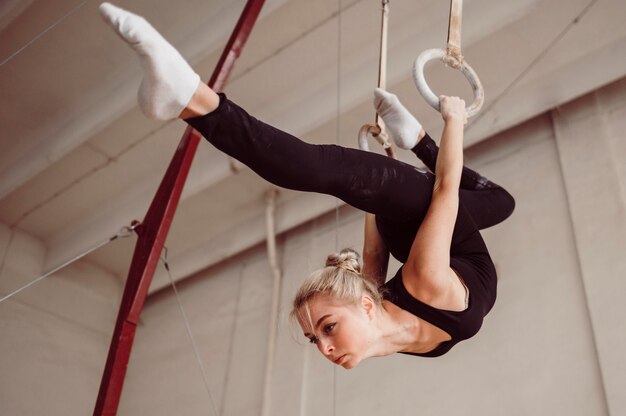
[1,0,625,414]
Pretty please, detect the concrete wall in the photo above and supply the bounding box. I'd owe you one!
[0,223,122,414]
[2,77,625,415]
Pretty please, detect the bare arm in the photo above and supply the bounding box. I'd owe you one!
[403,96,467,302]
[362,213,390,287]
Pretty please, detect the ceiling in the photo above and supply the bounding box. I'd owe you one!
[1,0,624,291]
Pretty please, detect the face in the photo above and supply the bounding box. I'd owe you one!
[297,295,376,369]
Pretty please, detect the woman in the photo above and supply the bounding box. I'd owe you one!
[100,3,515,368]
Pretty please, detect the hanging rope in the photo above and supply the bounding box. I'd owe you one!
[412,0,484,117]
[261,187,283,416]
[0,221,139,304]
[160,246,218,416]
[357,0,396,159]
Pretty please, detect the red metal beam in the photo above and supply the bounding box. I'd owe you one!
[94,1,266,414]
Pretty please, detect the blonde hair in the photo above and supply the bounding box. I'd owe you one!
[290,248,383,329]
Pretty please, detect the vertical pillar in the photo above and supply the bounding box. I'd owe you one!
[552,86,626,416]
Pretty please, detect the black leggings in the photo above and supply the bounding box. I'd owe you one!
[186,94,515,263]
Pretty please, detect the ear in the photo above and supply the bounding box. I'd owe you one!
[360,295,376,320]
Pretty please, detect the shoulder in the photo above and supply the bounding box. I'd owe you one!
[401,266,466,311]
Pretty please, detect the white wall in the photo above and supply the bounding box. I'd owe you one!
[118,250,274,415]
[0,223,122,415]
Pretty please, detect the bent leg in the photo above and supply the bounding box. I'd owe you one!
[412,134,515,229]
[375,195,488,263]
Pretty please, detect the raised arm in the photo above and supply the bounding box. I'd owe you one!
[402,96,467,304]
[362,213,390,287]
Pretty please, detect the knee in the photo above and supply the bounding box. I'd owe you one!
[500,188,516,219]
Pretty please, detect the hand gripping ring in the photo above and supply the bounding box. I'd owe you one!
[412,48,484,118]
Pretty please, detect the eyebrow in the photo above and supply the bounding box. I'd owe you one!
[303,314,332,337]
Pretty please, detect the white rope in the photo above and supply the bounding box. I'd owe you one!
[0,0,92,68]
[357,1,395,158]
[261,188,283,416]
[0,223,137,304]
[160,247,218,416]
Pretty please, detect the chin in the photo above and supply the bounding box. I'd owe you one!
[341,357,359,370]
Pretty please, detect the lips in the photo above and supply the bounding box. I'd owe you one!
[333,355,346,365]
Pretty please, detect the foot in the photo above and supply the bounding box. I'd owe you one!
[374,88,425,149]
[99,2,201,120]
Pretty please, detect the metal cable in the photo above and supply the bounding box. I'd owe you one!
[0,0,92,68]
[160,247,218,416]
[0,222,138,304]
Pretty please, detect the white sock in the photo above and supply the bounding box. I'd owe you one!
[99,2,201,120]
[374,88,424,149]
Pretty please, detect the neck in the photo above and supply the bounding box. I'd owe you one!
[367,300,422,357]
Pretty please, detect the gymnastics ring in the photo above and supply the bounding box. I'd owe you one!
[358,123,396,159]
[412,48,484,118]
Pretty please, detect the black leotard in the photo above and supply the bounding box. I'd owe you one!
[378,133,512,357]
[186,93,515,357]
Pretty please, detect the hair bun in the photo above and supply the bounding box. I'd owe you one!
[325,248,361,274]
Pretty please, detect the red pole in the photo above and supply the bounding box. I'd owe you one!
[94,1,266,414]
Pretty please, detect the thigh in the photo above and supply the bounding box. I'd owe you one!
[450,201,488,256]
[459,187,515,230]
[376,196,488,263]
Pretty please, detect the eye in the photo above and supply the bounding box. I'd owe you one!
[308,336,319,345]
[323,323,335,334]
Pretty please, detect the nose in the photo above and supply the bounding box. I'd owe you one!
[317,338,334,356]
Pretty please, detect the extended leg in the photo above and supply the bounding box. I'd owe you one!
[185,94,436,220]
[100,3,438,222]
